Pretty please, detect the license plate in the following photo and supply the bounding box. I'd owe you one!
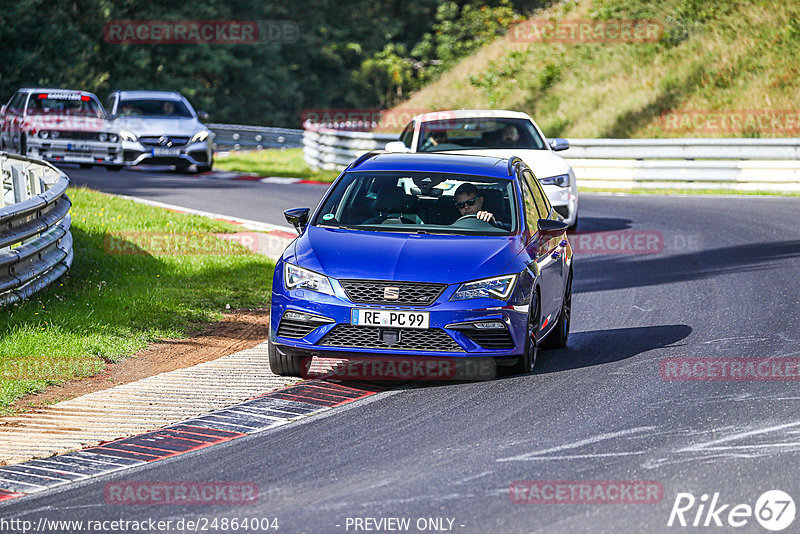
[67,143,90,152]
[152,147,181,156]
[351,309,430,329]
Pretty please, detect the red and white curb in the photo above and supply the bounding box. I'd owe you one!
[0,380,384,503]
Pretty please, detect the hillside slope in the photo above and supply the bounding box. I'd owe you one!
[388,0,800,138]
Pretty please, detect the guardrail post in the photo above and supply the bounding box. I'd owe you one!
[0,154,6,209]
[10,163,28,203]
[27,166,43,196]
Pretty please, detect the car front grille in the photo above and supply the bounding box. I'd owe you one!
[553,205,569,219]
[339,280,446,306]
[139,136,190,147]
[47,131,105,141]
[319,325,461,352]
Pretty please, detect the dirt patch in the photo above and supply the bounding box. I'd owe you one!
[5,309,270,416]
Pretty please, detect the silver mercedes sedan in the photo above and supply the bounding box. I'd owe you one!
[105,90,214,173]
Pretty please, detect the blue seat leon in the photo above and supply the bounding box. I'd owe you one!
[269,152,573,379]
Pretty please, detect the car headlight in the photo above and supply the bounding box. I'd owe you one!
[450,274,517,301]
[190,130,210,143]
[98,133,108,142]
[540,174,569,187]
[284,263,334,296]
[38,131,49,139]
[108,133,119,142]
[51,131,60,139]
[119,130,137,142]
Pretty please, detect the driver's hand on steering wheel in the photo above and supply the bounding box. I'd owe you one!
[476,211,496,224]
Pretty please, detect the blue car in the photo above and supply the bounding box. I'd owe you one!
[269,152,573,378]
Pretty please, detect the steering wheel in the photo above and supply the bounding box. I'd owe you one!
[455,214,478,223]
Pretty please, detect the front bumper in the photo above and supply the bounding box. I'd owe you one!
[122,139,212,167]
[270,267,530,360]
[27,138,122,165]
[541,183,578,226]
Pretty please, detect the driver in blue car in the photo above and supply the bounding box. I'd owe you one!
[454,183,508,229]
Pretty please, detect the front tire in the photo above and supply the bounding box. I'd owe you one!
[541,269,572,349]
[509,289,540,374]
[196,157,213,173]
[19,134,27,156]
[268,339,310,377]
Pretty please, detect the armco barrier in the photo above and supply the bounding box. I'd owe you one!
[209,123,303,151]
[302,124,800,192]
[0,152,73,306]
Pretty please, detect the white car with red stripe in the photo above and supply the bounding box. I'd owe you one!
[0,88,123,170]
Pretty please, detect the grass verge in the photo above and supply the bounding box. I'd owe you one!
[0,187,275,414]
[215,148,340,183]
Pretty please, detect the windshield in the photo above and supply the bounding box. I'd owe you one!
[26,93,105,118]
[117,99,193,118]
[418,117,546,152]
[314,171,518,235]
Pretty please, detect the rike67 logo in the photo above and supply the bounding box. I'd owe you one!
[668,490,795,531]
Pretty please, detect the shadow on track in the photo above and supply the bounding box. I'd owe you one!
[534,324,693,374]
[571,216,633,232]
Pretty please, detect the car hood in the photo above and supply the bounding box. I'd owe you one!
[289,226,524,285]
[112,116,202,136]
[441,148,571,179]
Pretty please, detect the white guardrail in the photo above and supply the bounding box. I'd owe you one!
[0,152,73,306]
[209,123,303,151]
[303,126,800,192]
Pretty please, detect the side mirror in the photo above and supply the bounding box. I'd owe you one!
[549,138,569,151]
[0,105,6,115]
[385,141,409,153]
[537,218,568,238]
[284,207,310,234]
[197,111,209,121]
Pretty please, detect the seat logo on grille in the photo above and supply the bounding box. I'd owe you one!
[383,287,400,300]
[158,136,172,146]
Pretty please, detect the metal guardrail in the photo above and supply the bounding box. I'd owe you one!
[0,152,73,306]
[209,123,303,151]
[302,125,800,192]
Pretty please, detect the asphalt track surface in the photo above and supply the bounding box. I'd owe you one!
[3,165,800,532]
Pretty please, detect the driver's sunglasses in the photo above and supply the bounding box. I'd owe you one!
[455,197,479,209]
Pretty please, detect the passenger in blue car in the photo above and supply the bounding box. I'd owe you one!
[454,183,510,230]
